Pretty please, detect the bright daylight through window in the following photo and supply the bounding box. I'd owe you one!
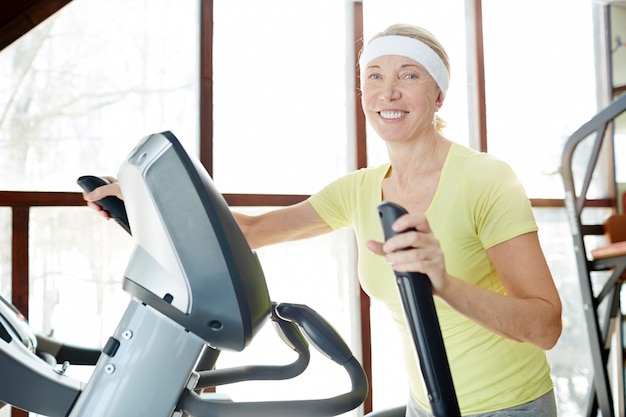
[0,0,611,416]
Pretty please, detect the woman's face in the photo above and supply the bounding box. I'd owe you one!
[360,54,443,143]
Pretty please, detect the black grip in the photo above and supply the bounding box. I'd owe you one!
[77,175,131,235]
[377,201,460,417]
[275,303,353,366]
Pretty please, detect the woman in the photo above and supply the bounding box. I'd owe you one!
[85,24,562,417]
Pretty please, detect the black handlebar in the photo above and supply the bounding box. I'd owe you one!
[195,304,310,388]
[77,175,131,234]
[178,303,368,417]
[378,201,460,417]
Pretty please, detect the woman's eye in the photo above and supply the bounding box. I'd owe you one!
[403,73,418,80]
[368,73,381,80]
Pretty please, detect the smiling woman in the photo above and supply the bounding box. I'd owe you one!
[360,53,445,145]
[332,23,560,417]
[361,0,470,169]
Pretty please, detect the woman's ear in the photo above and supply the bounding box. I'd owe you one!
[435,91,444,110]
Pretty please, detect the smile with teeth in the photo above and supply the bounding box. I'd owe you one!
[379,110,407,119]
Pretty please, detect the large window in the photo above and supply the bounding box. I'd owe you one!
[0,0,200,317]
[482,0,598,199]
[0,0,199,415]
[27,208,133,350]
[1,1,363,416]
[211,1,362,413]
[0,0,200,192]
[212,0,354,195]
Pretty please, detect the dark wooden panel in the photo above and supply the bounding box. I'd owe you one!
[0,191,85,207]
[0,0,73,51]
[11,207,29,317]
[223,194,308,207]
[352,2,372,414]
[0,0,40,26]
[530,198,613,208]
[0,190,309,208]
[199,0,214,176]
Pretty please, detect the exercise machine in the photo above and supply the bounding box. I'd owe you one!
[561,92,626,417]
[0,131,368,416]
[1,130,461,417]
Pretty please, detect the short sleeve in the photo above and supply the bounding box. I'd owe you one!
[307,171,359,230]
[471,158,537,249]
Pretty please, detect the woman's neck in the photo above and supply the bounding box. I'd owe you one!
[382,134,451,212]
[386,133,450,179]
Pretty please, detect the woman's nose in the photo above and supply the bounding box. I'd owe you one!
[379,81,401,101]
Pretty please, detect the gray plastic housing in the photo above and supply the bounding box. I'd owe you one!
[0,297,83,416]
[68,299,205,417]
[118,131,271,351]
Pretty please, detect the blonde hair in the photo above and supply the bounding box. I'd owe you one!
[361,24,450,132]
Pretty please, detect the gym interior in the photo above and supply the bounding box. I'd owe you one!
[0,1,625,416]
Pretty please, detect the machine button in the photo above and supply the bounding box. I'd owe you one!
[103,337,121,357]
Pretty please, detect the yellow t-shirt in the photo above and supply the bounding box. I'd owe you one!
[308,142,553,415]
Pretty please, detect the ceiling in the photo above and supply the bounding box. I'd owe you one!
[1,0,625,55]
[0,0,72,51]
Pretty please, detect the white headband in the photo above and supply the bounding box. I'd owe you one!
[359,35,449,97]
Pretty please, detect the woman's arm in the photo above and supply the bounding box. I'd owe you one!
[367,213,562,350]
[84,180,332,249]
[233,201,333,249]
[441,232,562,350]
